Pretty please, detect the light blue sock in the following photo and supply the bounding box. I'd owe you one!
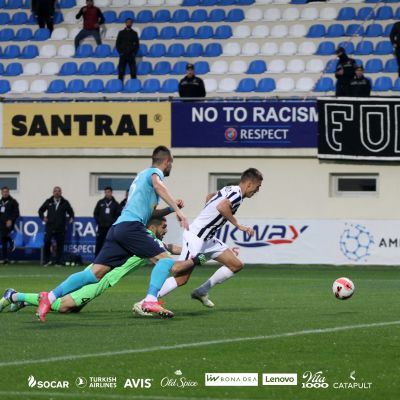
[147,259,176,297]
[15,292,26,302]
[51,268,98,299]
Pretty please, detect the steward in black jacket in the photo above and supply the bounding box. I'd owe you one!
[350,66,371,97]
[179,63,206,98]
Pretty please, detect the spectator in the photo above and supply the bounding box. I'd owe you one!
[350,66,371,97]
[119,189,129,211]
[335,46,356,97]
[38,186,74,266]
[74,0,105,51]
[179,64,206,99]
[93,187,120,256]
[0,186,20,264]
[31,0,56,33]
[390,21,400,77]
[116,18,140,82]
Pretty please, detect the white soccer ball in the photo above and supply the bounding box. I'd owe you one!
[332,277,355,300]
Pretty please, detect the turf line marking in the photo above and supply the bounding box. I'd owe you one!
[1,319,399,368]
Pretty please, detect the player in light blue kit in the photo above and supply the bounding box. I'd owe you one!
[37,146,202,321]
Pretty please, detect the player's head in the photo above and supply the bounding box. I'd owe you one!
[1,186,10,198]
[239,168,263,198]
[53,186,62,199]
[152,146,173,177]
[104,186,113,199]
[147,217,168,240]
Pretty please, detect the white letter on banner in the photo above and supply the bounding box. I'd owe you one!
[234,107,247,122]
[360,105,390,152]
[325,104,353,152]
[395,105,400,153]
[223,107,234,122]
[192,107,204,122]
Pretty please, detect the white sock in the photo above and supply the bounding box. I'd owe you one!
[158,277,178,298]
[144,294,157,302]
[48,291,56,304]
[196,266,234,295]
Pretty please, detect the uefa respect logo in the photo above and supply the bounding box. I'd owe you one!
[339,224,374,262]
[224,127,238,142]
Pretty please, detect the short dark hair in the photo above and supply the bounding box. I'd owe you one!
[152,146,172,165]
[240,168,263,183]
[147,217,167,228]
[104,186,113,191]
[1,186,9,191]
[125,17,133,22]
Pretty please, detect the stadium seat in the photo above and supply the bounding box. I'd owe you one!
[97,61,115,75]
[41,62,60,75]
[5,0,23,8]
[255,77,275,92]
[251,25,269,38]
[247,59,266,74]
[365,24,383,37]
[0,28,14,42]
[136,10,153,23]
[218,0,235,5]
[148,0,164,5]
[210,60,228,74]
[141,78,160,93]
[296,77,314,91]
[320,7,337,20]
[23,62,40,75]
[94,44,111,58]
[0,13,10,25]
[226,9,244,22]
[194,61,209,74]
[365,59,383,73]
[291,0,307,4]
[270,25,288,38]
[233,25,250,38]
[337,41,354,54]
[384,24,394,37]
[204,43,222,57]
[242,42,260,56]
[218,78,237,92]
[112,0,129,6]
[68,27,81,41]
[2,45,21,59]
[204,78,217,92]
[245,8,263,21]
[214,25,232,39]
[153,61,171,75]
[0,63,4,74]
[286,59,304,73]
[276,77,295,92]
[160,78,179,93]
[75,44,93,58]
[171,61,187,75]
[137,44,148,57]
[376,6,393,20]
[105,27,120,40]
[79,61,96,75]
[47,79,66,93]
[147,43,166,57]
[300,7,318,20]
[154,10,171,22]
[289,24,306,37]
[279,41,297,55]
[384,58,398,73]
[53,11,64,24]
[326,24,345,38]
[141,26,158,40]
[354,41,373,55]
[29,79,47,93]
[118,10,135,23]
[223,42,241,56]
[171,9,189,23]
[260,42,278,55]
[33,28,50,41]
[59,62,78,75]
[196,26,213,39]
[0,79,10,93]
[66,79,85,93]
[374,41,393,55]
[59,0,76,7]
[345,24,364,36]
[103,79,122,93]
[185,43,203,57]
[11,79,29,93]
[356,7,375,20]
[166,43,185,57]
[263,8,281,21]
[392,78,400,92]
[316,41,336,55]
[298,41,316,55]
[229,60,247,74]
[208,9,226,22]
[305,58,324,73]
[373,76,392,91]
[4,62,23,76]
[10,12,28,25]
[123,78,141,93]
[190,9,207,22]
[337,7,356,20]
[314,77,334,92]
[137,61,152,75]
[236,78,256,92]
[268,59,285,73]
[307,24,326,38]
[39,44,56,58]
[282,7,300,21]
[177,26,195,39]
[15,28,33,41]
[104,10,117,23]
[183,0,199,4]
[256,0,272,4]
[159,26,176,40]
[84,79,104,93]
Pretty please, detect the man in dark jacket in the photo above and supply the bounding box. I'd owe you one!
[38,186,74,266]
[74,0,105,50]
[31,0,56,33]
[390,21,400,77]
[119,189,128,212]
[116,18,140,81]
[0,187,20,264]
[335,46,356,97]
[93,187,120,256]
[350,65,371,97]
[179,64,206,98]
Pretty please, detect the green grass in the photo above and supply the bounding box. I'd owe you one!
[1,264,400,400]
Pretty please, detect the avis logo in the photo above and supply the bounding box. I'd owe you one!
[28,375,69,389]
[216,224,308,248]
[124,378,152,389]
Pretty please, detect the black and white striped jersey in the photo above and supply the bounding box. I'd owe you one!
[190,185,243,241]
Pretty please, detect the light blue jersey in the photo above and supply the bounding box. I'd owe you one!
[115,167,164,226]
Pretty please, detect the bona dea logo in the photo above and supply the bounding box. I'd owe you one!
[28,375,69,389]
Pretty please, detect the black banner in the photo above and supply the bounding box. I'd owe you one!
[318,98,400,160]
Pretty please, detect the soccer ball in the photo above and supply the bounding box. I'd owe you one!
[332,277,355,300]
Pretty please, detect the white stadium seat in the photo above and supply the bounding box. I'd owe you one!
[57,44,75,58]
[276,77,295,92]
[282,7,300,21]
[147,0,164,5]
[131,0,146,5]
[68,28,81,40]
[233,25,251,38]
[223,42,241,57]
[289,24,306,38]
[30,79,48,93]
[23,62,41,76]
[229,60,247,74]
[165,0,180,5]
[260,42,278,56]
[319,7,337,20]
[95,0,111,5]
[105,27,120,40]
[204,78,217,93]
[270,25,288,38]
[328,0,346,3]
[296,77,315,92]
[11,80,29,94]
[255,0,272,4]
[245,8,263,21]
[305,59,324,73]
[65,11,78,24]
[77,0,86,5]
[251,25,269,38]
[51,28,68,41]
[39,44,57,58]
[263,8,281,21]
[112,0,129,6]
[300,7,318,20]
[210,60,228,74]
[279,41,297,55]
[347,0,363,3]
[218,78,237,93]
[286,59,305,73]
[273,0,290,3]
[242,42,260,56]
[268,59,285,73]
[41,62,60,75]
[298,41,316,55]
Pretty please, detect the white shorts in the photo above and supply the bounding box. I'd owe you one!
[178,229,228,261]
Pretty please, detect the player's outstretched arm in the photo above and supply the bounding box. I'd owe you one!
[216,199,254,236]
[152,199,184,218]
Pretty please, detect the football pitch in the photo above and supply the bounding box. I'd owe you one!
[0,263,399,400]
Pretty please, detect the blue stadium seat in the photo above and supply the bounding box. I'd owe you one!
[185,43,203,57]
[326,24,345,38]
[316,41,336,55]
[306,24,326,38]
[0,63,4,74]
[15,28,33,41]
[103,79,122,93]
[247,60,266,74]
[226,9,244,22]
[194,61,209,74]
[171,61,187,75]
[314,77,334,92]
[354,41,373,55]
[365,0,380,2]
[59,62,78,75]
[10,12,28,25]
[5,0,23,9]
[345,24,364,37]
[94,44,111,58]
[393,78,400,91]
[291,0,307,3]
[365,59,383,73]
[79,61,96,75]
[75,44,93,58]
[386,0,400,3]
[0,0,6,6]
[171,9,189,23]
[4,62,22,76]
[236,78,256,92]
[384,23,394,37]
[214,25,232,39]
[0,29,14,41]
[159,26,176,40]
[218,0,236,5]
[374,40,393,55]
[152,61,171,75]
[140,26,158,40]
[148,43,166,57]
[365,24,383,37]
[53,11,63,24]
[154,9,170,23]
[141,79,160,93]
[2,45,21,58]
[204,43,222,57]
[376,6,394,19]
[20,44,38,58]
[0,13,11,25]
[201,0,217,5]
[0,79,10,94]
[97,61,115,75]
[33,28,50,41]
[59,0,76,7]
[177,26,195,39]
[137,61,152,75]
[136,10,153,23]
[255,78,275,92]
[337,7,356,20]
[384,58,398,72]
[373,76,392,91]
[338,41,355,54]
[196,26,213,39]
[190,9,208,22]
[183,0,199,5]
[395,8,400,19]
[104,11,117,23]
[166,43,185,57]
[208,8,226,22]
[84,79,104,93]
[160,78,179,93]
[27,13,37,24]
[325,59,337,73]
[356,7,375,20]
[123,79,141,93]
[237,0,254,4]
[137,44,148,57]
[66,79,85,93]
[117,10,135,23]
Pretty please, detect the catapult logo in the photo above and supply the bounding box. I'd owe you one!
[27,375,69,389]
[333,370,372,390]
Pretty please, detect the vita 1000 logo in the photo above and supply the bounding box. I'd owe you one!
[301,371,329,389]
